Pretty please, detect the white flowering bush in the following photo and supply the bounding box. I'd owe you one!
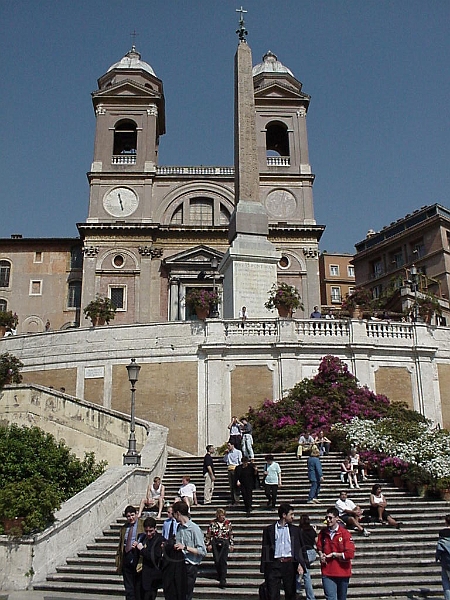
[333,416,450,485]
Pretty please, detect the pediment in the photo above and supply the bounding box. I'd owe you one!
[164,245,224,269]
[93,80,161,99]
[254,82,310,101]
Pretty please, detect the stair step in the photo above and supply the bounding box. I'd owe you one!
[35,452,445,600]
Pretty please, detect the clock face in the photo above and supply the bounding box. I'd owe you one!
[103,187,139,217]
[266,189,297,219]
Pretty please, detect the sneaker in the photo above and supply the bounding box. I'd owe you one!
[355,484,360,489]
[362,528,371,537]
[312,498,321,503]
[306,500,314,504]
[349,483,354,488]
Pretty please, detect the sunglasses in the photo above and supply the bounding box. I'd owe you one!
[325,516,335,520]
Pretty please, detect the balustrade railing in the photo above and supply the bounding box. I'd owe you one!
[157,166,234,176]
[266,156,290,167]
[112,154,136,165]
[296,319,350,337]
[224,320,278,337]
[365,321,413,339]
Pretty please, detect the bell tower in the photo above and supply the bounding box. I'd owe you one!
[86,46,165,223]
[253,51,315,225]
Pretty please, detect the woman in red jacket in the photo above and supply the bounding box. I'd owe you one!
[316,507,355,600]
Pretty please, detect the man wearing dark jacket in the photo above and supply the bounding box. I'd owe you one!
[136,516,164,600]
[115,505,145,600]
[260,503,306,600]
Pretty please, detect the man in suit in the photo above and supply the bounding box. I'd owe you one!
[135,516,164,600]
[260,503,306,600]
[115,504,145,600]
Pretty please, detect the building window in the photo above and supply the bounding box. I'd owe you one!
[70,246,83,269]
[266,121,290,157]
[189,198,213,226]
[113,119,137,162]
[67,281,82,309]
[171,205,183,224]
[30,280,42,295]
[109,286,126,310]
[347,265,355,278]
[330,265,339,276]
[331,287,341,303]
[34,251,43,263]
[411,241,425,259]
[0,260,11,287]
[113,255,125,268]
[372,260,383,278]
[372,285,382,299]
[348,287,355,296]
[278,256,290,269]
[0,299,7,312]
[391,250,404,269]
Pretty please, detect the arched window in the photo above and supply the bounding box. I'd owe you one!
[113,120,137,164]
[0,260,11,287]
[266,121,290,157]
[0,299,7,312]
[67,281,82,309]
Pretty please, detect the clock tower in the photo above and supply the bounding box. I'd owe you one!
[86,45,165,224]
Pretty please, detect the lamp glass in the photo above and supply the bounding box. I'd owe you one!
[126,359,141,384]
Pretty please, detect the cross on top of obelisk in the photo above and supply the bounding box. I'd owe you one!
[236,6,248,41]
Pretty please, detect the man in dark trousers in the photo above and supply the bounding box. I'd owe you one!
[136,516,164,600]
[115,504,145,600]
[202,444,216,504]
[260,503,306,600]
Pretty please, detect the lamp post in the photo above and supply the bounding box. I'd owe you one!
[410,264,418,322]
[210,257,219,318]
[123,358,141,465]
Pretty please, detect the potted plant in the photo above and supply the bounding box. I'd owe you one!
[83,295,116,326]
[264,282,304,317]
[408,294,442,324]
[0,311,18,337]
[0,352,23,387]
[402,464,433,496]
[436,477,450,501]
[184,288,221,320]
[341,287,374,319]
[380,456,409,487]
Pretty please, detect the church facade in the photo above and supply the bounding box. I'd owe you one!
[0,45,324,334]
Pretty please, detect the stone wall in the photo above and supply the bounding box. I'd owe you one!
[1,318,450,453]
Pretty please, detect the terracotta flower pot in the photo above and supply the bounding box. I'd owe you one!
[277,305,292,318]
[393,475,405,489]
[195,307,209,321]
[440,489,450,501]
[0,325,6,337]
[2,517,25,536]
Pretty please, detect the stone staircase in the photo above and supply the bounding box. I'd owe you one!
[34,453,445,599]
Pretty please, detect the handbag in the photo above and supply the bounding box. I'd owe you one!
[306,548,317,563]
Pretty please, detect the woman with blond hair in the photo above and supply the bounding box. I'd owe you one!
[205,508,234,589]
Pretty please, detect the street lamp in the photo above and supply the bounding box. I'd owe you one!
[123,358,142,465]
[410,264,418,322]
[210,256,219,318]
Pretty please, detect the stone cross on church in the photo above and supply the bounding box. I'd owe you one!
[221,9,280,318]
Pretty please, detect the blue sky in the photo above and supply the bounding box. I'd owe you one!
[1,1,449,253]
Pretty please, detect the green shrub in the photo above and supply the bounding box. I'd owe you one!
[0,424,107,535]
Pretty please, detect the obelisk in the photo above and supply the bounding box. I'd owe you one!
[220,9,280,318]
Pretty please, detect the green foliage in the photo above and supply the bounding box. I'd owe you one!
[0,424,107,535]
[0,311,19,328]
[264,282,304,312]
[83,295,116,324]
[0,352,23,387]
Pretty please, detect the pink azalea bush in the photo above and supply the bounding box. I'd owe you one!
[247,355,390,453]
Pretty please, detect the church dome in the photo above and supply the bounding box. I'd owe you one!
[252,51,294,77]
[107,46,156,76]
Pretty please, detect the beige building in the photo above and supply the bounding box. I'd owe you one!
[0,46,324,332]
[319,252,355,313]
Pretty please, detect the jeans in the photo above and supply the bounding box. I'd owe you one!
[242,434,254,459]
[308,480,321,501]
[442,566,450,600]
[265,483,278,507]
[297,569,316,600]
[322,575,349,600]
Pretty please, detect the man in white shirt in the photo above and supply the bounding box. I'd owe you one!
[335,490,370,537]
[223,442,242,505]
[177,476,198,508]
